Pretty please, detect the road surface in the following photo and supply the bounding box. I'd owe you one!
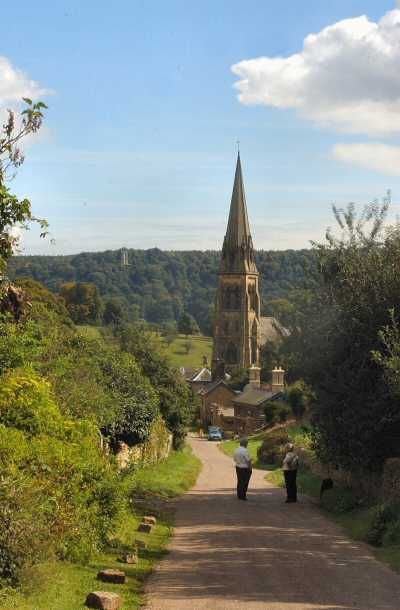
[145,435,400,610]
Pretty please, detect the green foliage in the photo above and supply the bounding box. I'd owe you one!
[0,371,64,436]
[59,281,104,324]
[257,429,289,465]
[8,249,320,333]
[103,298,125,326]
[366,504,400,547]
[117,324,193,444]
[178,311,200,335]
[288,196,400,471]
[126,445,201,499]
[227,367,249,391]
[286,380,311,419]
[0,99,48,273]
[320,487,359,513]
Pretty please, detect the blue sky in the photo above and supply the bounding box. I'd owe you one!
[1,0,400,254]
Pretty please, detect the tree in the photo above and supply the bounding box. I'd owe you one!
[297,194,400,471]
[178,312,200,336]
[286,380,309,419]
[0,99,48,273]
[117,323,193,448]
[60,282,104,324]
[183,339,193,355]
[103,298,125,325]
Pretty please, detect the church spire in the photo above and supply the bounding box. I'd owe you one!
[220,153,257,274]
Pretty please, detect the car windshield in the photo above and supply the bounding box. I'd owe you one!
[209,427,220,432]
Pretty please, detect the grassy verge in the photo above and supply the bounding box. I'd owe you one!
[0,446,201,610]
[129,445,201,498]
[164,334,212,368]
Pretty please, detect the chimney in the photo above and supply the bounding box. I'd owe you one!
[248,365,261,389]
[271,366,285,394]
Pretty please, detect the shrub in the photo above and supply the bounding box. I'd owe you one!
[320,487,358,513]
[0,370,63,437]
[277,402,291,423]
[257,429,289,465]
[366,504,399,547]
[264,402,278,427]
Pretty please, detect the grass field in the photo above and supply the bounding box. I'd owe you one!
[0,447,201,610]
[164,334,212,369]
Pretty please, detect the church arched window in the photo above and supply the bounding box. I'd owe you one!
[232,286,240,310]
[251,319,258,364]
[225,342,237,364]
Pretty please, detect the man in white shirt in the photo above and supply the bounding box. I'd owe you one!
[233,438,252,500]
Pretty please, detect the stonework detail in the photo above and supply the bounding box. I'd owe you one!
[212,154,260,376]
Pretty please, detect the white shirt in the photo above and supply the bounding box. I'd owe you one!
[233,446,252,469]
[283,451,299,471]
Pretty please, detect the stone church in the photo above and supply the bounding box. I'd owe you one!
[212,152,261,377]
[197,153,287,434]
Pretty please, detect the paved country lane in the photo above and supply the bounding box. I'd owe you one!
[145,435,400,610]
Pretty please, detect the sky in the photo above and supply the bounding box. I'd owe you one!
[1,0,400,255]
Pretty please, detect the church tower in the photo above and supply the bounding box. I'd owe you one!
[212,153,261,377]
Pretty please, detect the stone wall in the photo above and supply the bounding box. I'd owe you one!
[116,416,172,470]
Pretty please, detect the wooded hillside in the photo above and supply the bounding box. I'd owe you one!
[8,249,320,333]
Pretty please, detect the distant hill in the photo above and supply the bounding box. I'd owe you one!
[8,248,319,334]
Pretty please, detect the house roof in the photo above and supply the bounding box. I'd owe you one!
[199,379,237,397]
[190,367,212,383]
[233,387,283,407]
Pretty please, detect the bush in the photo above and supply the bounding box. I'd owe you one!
[277,402,291,423]
[320,487,358,513]
[366,504,399,547]
[0,370,64,437]
[257,429,289,465]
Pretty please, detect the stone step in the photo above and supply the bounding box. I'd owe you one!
[143,515,157,525]
[120,552,138,564]
[97,569,126,584]
[85,591,122,609]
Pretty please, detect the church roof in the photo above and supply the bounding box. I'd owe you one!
[259,316,290,345]
[220,153,258,274]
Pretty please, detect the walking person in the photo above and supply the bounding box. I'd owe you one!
[283,443,299,503]
[233,438,252,500]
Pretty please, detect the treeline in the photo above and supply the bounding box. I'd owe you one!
[8,248,320,334]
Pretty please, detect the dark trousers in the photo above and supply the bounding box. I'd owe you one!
[284,469,297,502]
[236,467,252,499]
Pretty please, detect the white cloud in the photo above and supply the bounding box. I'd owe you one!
[232,7,400,136]
[333,142,400,176]
[0,56,49,108]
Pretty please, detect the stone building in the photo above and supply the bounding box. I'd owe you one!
[212,152,261,377]
[199,153,288,435]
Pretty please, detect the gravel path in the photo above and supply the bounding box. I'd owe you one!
[145,435,400,610]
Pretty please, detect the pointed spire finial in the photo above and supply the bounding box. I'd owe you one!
[236,139,240,155]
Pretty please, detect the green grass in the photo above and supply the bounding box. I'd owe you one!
[0,447,201,610]
[164,334,212,368]
[129,445,202,498]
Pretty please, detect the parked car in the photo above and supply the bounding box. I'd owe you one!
[208,425,223,441]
